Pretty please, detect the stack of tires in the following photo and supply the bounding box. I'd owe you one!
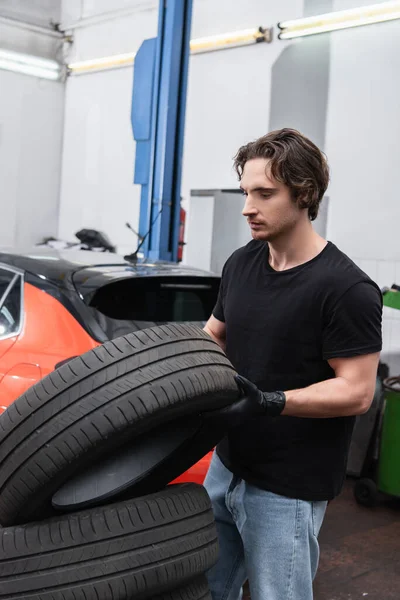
[0,324,239,600]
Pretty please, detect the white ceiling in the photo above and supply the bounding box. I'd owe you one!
[61,0,157,29]
[0,0,62,29]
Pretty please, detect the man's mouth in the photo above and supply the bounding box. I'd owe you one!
[248,221,263,228]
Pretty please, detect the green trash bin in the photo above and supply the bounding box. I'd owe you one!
[354,286,400,506]
[378,376,400,498]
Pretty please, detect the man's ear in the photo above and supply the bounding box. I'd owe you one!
[296,189,314,212]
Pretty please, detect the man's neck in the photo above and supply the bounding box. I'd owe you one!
[268,222,327,272]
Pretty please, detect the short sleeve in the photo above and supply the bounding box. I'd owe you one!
[212,277,225,322]
[322,281,382,360]
[212,261,229,323]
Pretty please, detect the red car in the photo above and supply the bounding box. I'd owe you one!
[0,247,220,484]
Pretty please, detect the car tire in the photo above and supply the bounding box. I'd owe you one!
[51,412,224,513]
[0,484,218,600]
[0,323,238,526]
[153,576,211,600]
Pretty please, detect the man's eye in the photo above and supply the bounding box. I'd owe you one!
[261,193,271,199]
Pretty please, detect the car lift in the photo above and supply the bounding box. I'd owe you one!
[131,0,193,262]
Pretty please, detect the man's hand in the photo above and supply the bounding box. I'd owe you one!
[235,375,286,417]
[203,375,286,430]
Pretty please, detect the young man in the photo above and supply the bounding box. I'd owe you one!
[203,128,382,600]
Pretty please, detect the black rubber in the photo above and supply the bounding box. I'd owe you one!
[0,324,238,525]
[153,576,212,600]
[0,484,218,600]
[52,415,213,511]
[354,477,379,507]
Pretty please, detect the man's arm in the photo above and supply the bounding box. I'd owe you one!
[235,352,380,421]
[282,352,380,418]
[204,315,226,352]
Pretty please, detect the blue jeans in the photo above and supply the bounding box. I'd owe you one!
[204,452,327,600]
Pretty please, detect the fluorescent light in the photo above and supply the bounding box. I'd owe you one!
[0,49,59,71]
[68,51,137,74]
[0,59,60,80]
[68,26,272,75]
[278,1,400,39]
[190,27,272,54]
[0,48,60,80]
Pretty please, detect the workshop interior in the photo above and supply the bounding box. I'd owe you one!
[0,1,399,599]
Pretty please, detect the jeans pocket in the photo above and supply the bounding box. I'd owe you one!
[311,501,328,538]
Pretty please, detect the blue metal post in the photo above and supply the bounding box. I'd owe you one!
[131,0,193,262]
[131,38,158,253]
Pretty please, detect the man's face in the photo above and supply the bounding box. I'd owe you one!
[240,158,304,242]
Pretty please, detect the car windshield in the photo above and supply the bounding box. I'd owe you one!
[81,275,220,339]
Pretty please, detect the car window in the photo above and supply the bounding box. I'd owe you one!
[89,277,219,322]
[0,269,15,300]
[86,276,220,339]
[0,269,22,339]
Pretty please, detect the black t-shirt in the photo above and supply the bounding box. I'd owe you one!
[214,240,382,501]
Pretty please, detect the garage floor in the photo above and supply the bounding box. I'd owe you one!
[243,478,400,599]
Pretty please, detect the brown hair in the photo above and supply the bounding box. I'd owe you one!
[233,128,330,221]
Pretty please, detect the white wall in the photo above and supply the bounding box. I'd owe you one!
[322,0,400,369]
[0,18,62,60]
[0,5,65,249]
[0,0,61,29]
[58,69,139,251]
[62,0,157,60]
[58,0,158,254]
[181,0,303,196]
[57,0,400,369]
[58,0,302,254]
[0,69,65,248]
[326,2,400,263]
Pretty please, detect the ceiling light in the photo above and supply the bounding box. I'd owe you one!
[68,51,137,74]
[278,1,400,39]
[0,58,60,80]
[0,48,60,80]
[190,27,272,54]
[68,27,272,75]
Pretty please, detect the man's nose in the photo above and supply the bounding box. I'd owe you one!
[242,195,258,217]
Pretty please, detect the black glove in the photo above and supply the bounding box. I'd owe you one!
[202,375,286,431]
[235,375,286,417]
